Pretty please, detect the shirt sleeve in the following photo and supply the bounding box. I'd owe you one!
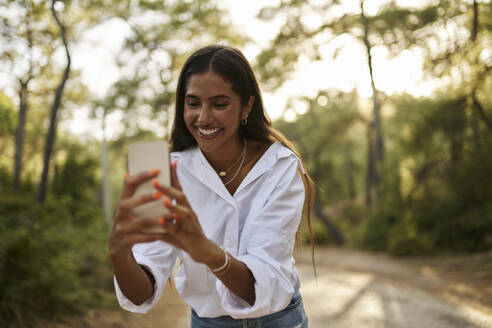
[114,240,178,313]
[215,155,305,318]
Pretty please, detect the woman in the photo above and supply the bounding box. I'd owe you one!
[109,45,314,327]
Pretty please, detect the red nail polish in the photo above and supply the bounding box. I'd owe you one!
[152,179,160,188]
[163,197,171,206]
[153,191,163,200]
[172,213,179,220]
[159,217,166,226]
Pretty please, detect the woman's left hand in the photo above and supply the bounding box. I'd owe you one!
[152,160,213,263]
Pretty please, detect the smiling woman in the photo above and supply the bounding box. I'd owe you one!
[183,72,252,154]
[109,45,315,327]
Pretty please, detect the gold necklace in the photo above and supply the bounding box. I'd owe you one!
[218,140,246,177]
[223,140,247,186]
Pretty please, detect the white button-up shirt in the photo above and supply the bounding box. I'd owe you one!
[114,141,305,319]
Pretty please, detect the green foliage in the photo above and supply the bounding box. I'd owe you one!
[300,220,333,245]
[255,1,325,90]
[355,92,492,255]
[52,146,100,202]
[353,208,398,252]
[256,0,492,257]
[274,90,363,204]
[274,87,492,255]
[0,163,113,327]
[94,0,246,139]
[387,223,434,257]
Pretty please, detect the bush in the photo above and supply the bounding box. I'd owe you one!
[300,219,333,245]
[387,219,434,256]
[353,209,398,251]
[0,191,114,327]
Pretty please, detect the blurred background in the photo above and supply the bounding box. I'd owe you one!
[1,0,491,327]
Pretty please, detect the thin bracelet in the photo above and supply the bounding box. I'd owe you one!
[214,256,231,276]
[211,247,229,273]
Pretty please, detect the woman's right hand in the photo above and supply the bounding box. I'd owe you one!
[108,169,165,260]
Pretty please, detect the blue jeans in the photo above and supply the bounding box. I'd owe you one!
[191,288,308,328]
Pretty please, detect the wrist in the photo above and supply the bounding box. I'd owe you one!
[195,239,225,269]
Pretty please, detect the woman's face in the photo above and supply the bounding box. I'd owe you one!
[183,70,251,154]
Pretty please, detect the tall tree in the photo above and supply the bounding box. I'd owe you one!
[1,0,93,193]
[366,0,492,165]
[36,0,71,202]
[12,2,33,191]
[360,0,384,206]
[256,0,426,208]
[0,0,56,190]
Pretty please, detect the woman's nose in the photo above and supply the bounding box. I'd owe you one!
[196,105,212,124]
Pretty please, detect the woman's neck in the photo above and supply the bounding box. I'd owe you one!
[201,137,244,172]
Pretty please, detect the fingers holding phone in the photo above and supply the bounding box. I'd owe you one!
[108,141,172,258]
[109,183,165,257]
[118,170,163,213]
[126,141,171,231]
[108,214,164,259]
[120,169,160,199]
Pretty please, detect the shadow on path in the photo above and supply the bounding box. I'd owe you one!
[297,259,489,328]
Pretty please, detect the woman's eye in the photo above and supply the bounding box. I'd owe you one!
[186,102,200,107]
[215,103,228,108]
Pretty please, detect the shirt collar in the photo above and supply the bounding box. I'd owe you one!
[172,141,297,204]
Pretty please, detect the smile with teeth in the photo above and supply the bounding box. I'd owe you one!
[197,127,222,136]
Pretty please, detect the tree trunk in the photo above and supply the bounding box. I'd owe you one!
[308,108,345,245]
[470,0,481,149]
[13,6,34,191]
[472,96,492,132]
[36,0,71,203]
[313,200,344,246]
[344,142,356,199]
[13,82,29,190]
[365,123,375,209]
[361,0,384,204]
[472,0,478,42]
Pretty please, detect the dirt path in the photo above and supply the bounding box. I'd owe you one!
[296,247,492,328]
[46,247,492,327]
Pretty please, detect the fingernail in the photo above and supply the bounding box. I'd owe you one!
[163,197,171,206]
[153,191,163,199]
[152,179,160,188]
[172,160,177,169]
[172,213,180,220]
[124,173,129,180]
[150,169,160,175]
[159,217,166,226]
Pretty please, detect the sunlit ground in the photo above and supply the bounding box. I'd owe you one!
[298,265,492,328]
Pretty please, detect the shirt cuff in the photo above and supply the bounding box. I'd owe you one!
[113,252,167,314]
[215,253,294,319]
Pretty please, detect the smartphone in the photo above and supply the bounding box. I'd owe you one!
[128,141,171,233]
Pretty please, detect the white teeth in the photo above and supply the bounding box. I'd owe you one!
[197,127,221,135]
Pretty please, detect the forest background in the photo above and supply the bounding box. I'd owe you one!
[0,0,491,326]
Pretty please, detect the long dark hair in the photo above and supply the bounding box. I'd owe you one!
[171,45,272,151]
[170,45,316,275]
